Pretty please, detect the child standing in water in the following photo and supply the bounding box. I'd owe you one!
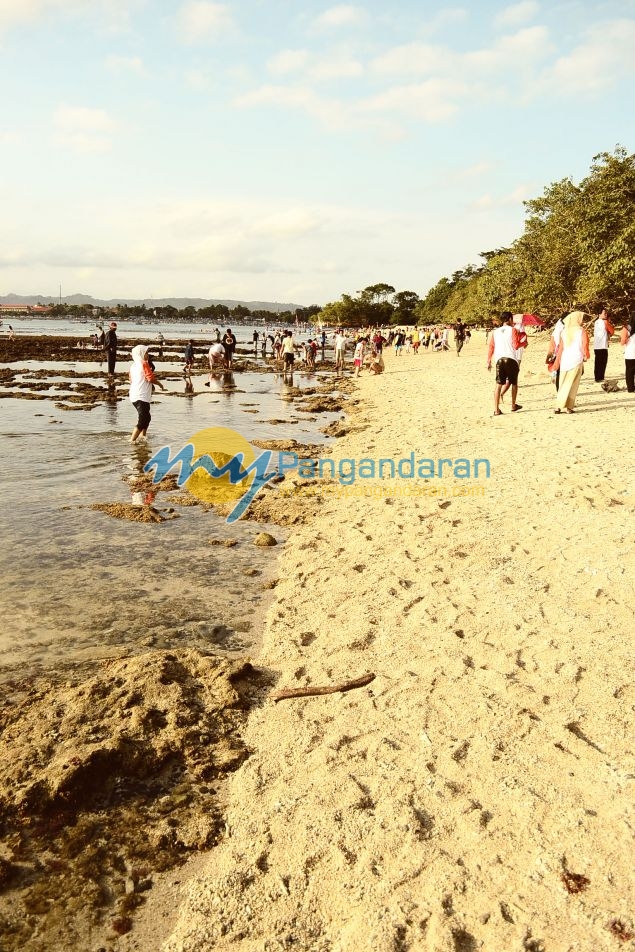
[129,345,165,443]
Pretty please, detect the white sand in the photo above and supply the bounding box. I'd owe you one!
[162,334,635,951]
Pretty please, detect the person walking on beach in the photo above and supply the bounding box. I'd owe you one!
[104,321,118,379]
[454,319,466,355]
[334,330,346,370]
[546,314,566,390]
[593,307,614,382]
[282,330,296,372]
[128,344,165,443]
[620,316,635,393]
[487,311,523,416]
[512,314,528,380]
[353,337,366,377]
[551,311,590,414]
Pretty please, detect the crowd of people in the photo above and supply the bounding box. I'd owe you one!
[81,307,632,440]
[487,306,633,416]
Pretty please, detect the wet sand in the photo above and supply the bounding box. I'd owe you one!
[160,337,634,952]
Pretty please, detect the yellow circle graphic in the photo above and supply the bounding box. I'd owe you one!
[185,427,256,504]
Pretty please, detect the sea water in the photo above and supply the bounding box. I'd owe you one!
[0,354,337,679]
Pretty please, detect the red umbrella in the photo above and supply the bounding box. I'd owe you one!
[522,313,544,326]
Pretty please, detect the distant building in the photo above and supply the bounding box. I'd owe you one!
[0,303,52,314]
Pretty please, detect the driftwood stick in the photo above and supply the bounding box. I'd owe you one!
[272,672,375,702]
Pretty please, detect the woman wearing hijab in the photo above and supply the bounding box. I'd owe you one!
[551,312,589,414]
[129,344,165,443]
[620,317,635,393]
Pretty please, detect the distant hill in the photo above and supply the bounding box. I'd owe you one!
[0,293,306,313]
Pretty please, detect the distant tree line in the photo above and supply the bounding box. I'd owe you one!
[46,302,323,324]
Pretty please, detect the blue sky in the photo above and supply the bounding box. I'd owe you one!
[1,0,633,305]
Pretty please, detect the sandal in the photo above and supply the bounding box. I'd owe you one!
[553,409,561,414]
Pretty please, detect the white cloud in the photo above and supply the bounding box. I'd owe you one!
[184,66,214,90]
[176,1,234,44]
[0,0,42,32]
[421,7,468,33]
[308,51,363,80]
[360,78,466,122]
[105,53,146,75]
[453,160,495,180]
[494,1,539,29]
[463,25,552,71]
[267,49,310,76]
[471,183,533,209]
[234,84,349,130]
[538,18,635,94]
[310,5,366,30]
[0,197,392,285]
[0,0,138,35]
[372,26,552,79]
[371,42,450,76]
[52,103,116,153]
[0,130,22,145]
[268,47,362,82]
[249,208,327,240]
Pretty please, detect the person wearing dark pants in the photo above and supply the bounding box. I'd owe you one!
[620,319,635,392]
[129,345,165,442]
[593,307,614,382]
[454,319,466,354]
[104,321,118,378]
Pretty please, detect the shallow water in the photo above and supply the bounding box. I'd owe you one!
[0,365,337,679]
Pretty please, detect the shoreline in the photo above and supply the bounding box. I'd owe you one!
[161,340,634,951]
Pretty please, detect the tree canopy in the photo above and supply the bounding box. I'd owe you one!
[414,147,635,326]
[319,286,419,327]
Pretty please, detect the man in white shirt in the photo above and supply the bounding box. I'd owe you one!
[282,330,296,371]
[486,312,522,416]
[593,307,615,382]
[334,331,346,370]
[208,342,226,369]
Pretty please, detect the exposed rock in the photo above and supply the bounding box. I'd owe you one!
[253,532,278,547]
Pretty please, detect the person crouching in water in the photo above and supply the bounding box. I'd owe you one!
[129,344,165,443]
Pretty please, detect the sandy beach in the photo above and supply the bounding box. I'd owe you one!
[152,334,634,951]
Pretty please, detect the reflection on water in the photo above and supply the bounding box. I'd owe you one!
[0,366,334,679]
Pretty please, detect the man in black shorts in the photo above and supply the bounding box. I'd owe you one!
[486,312,522,416]
[281,330,296,372]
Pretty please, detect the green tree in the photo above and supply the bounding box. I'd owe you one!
[393,290,420,325]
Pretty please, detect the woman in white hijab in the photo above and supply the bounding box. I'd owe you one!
[128,344,165,442]
[551,312,589,413]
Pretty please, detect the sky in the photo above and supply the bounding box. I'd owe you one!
[0,0,633,306]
